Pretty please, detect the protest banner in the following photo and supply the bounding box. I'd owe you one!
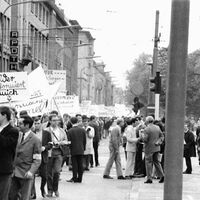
[53,95,79,116]
[0,72,28,103]
[44,70,66,93]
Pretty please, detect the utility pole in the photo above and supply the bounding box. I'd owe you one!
[164,1,190,200]
[148,10,160,116]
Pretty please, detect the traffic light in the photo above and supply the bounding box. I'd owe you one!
[150,71,161,94]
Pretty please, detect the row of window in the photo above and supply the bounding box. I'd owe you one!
[29,24,48,65]
[31,3,49,27]
[0,13,10,46]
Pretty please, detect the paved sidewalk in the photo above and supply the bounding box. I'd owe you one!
[129,158,200,200]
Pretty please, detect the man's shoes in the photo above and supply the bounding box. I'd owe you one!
[54,191,60,197]
[183,171,191,174]
[40,189,46,198]
[103,175,113,179]
[133,173,145,178]
[85,168,90,171]
[118,176,126,180]
[30,194,36,199]
[90,165,93,168]
[66,178,74,182]
[96,163,100,167]
[125,176,132,179]
[46,191,53,197]
[144,179,153,184]
[159,176,164,183]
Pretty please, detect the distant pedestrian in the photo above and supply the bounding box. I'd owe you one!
[183,124,196,174]
[124,118,139,179]
[0,106,19,200]
[139,116,164,184]
[103,118,125,180]
[67,117,86,183]
[89,115,100,167]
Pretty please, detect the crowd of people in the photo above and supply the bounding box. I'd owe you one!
[0,105,199,200]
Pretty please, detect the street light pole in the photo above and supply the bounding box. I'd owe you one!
[0,0,51,71]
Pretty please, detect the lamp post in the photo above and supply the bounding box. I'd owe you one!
[0,0,52,71]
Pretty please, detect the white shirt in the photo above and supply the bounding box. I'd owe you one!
[35,130,43,142]
[23,130,31,140]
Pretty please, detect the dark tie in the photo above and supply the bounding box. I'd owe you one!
[21,133,25,143]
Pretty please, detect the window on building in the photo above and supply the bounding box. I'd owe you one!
[31,2,34,13]
[45,38,48,64]
[34,30,38,60]
[35,3,38,17]
[39,3,42,21]
[46,11,49,27]
[42,7,46,24]
[38,33,41,61]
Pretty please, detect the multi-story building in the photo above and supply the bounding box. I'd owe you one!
[77,30,95,102]
[0,0,81,95]
[0,0,11,72]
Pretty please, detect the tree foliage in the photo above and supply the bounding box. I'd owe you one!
[125,48,200,117]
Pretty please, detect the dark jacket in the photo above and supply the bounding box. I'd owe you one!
[88,121,100,143]
[0,124,19,175]
[68,126,86,156]
[41,130,52,163]
[184,130,196,157]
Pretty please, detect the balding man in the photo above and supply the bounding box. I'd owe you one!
[140,116,164,184]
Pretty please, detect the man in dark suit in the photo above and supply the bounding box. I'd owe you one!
[9,115,41,200]
[67,117,86,183]
[183,124,196,174]
[89,115,100,167]
[0,106,19,200]
[139,116,164,184]
[31,117,52,198]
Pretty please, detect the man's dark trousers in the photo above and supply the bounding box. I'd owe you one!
[71,155,84,182]
[0,174,12,200]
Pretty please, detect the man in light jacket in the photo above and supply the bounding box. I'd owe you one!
[124,118,139,179]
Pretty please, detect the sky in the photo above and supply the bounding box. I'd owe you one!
[56,0,200,89]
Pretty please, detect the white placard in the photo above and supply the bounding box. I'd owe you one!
[44,70,66,93]
[0,72,28,103]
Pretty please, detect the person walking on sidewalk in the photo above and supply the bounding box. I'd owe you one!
[103,118,125,180]
[139,116,164,184]
[67,117,86,183]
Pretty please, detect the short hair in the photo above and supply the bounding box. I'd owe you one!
[19,110,28,117]
[34,116,41,123]
[146,116,154,123]
[50,110,59,116]
[90,115,96,121]
[70,117,78,125]
[76,114,82,118]
[117,118,124,125]
[0,106,12,121]
[20,115,34,128]
[49,114,58,121]
[82,115,88,121]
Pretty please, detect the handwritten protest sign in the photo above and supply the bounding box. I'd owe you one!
[44,70,66,93]
[53,95,79,116]
[0,72,28,103]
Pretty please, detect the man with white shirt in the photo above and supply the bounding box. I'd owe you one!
[9,115,41,200]
[45,114,69,197]
[0,106,19,200]
[124,118,139,179]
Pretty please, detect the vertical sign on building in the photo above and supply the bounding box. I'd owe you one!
[10,31,19,70]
